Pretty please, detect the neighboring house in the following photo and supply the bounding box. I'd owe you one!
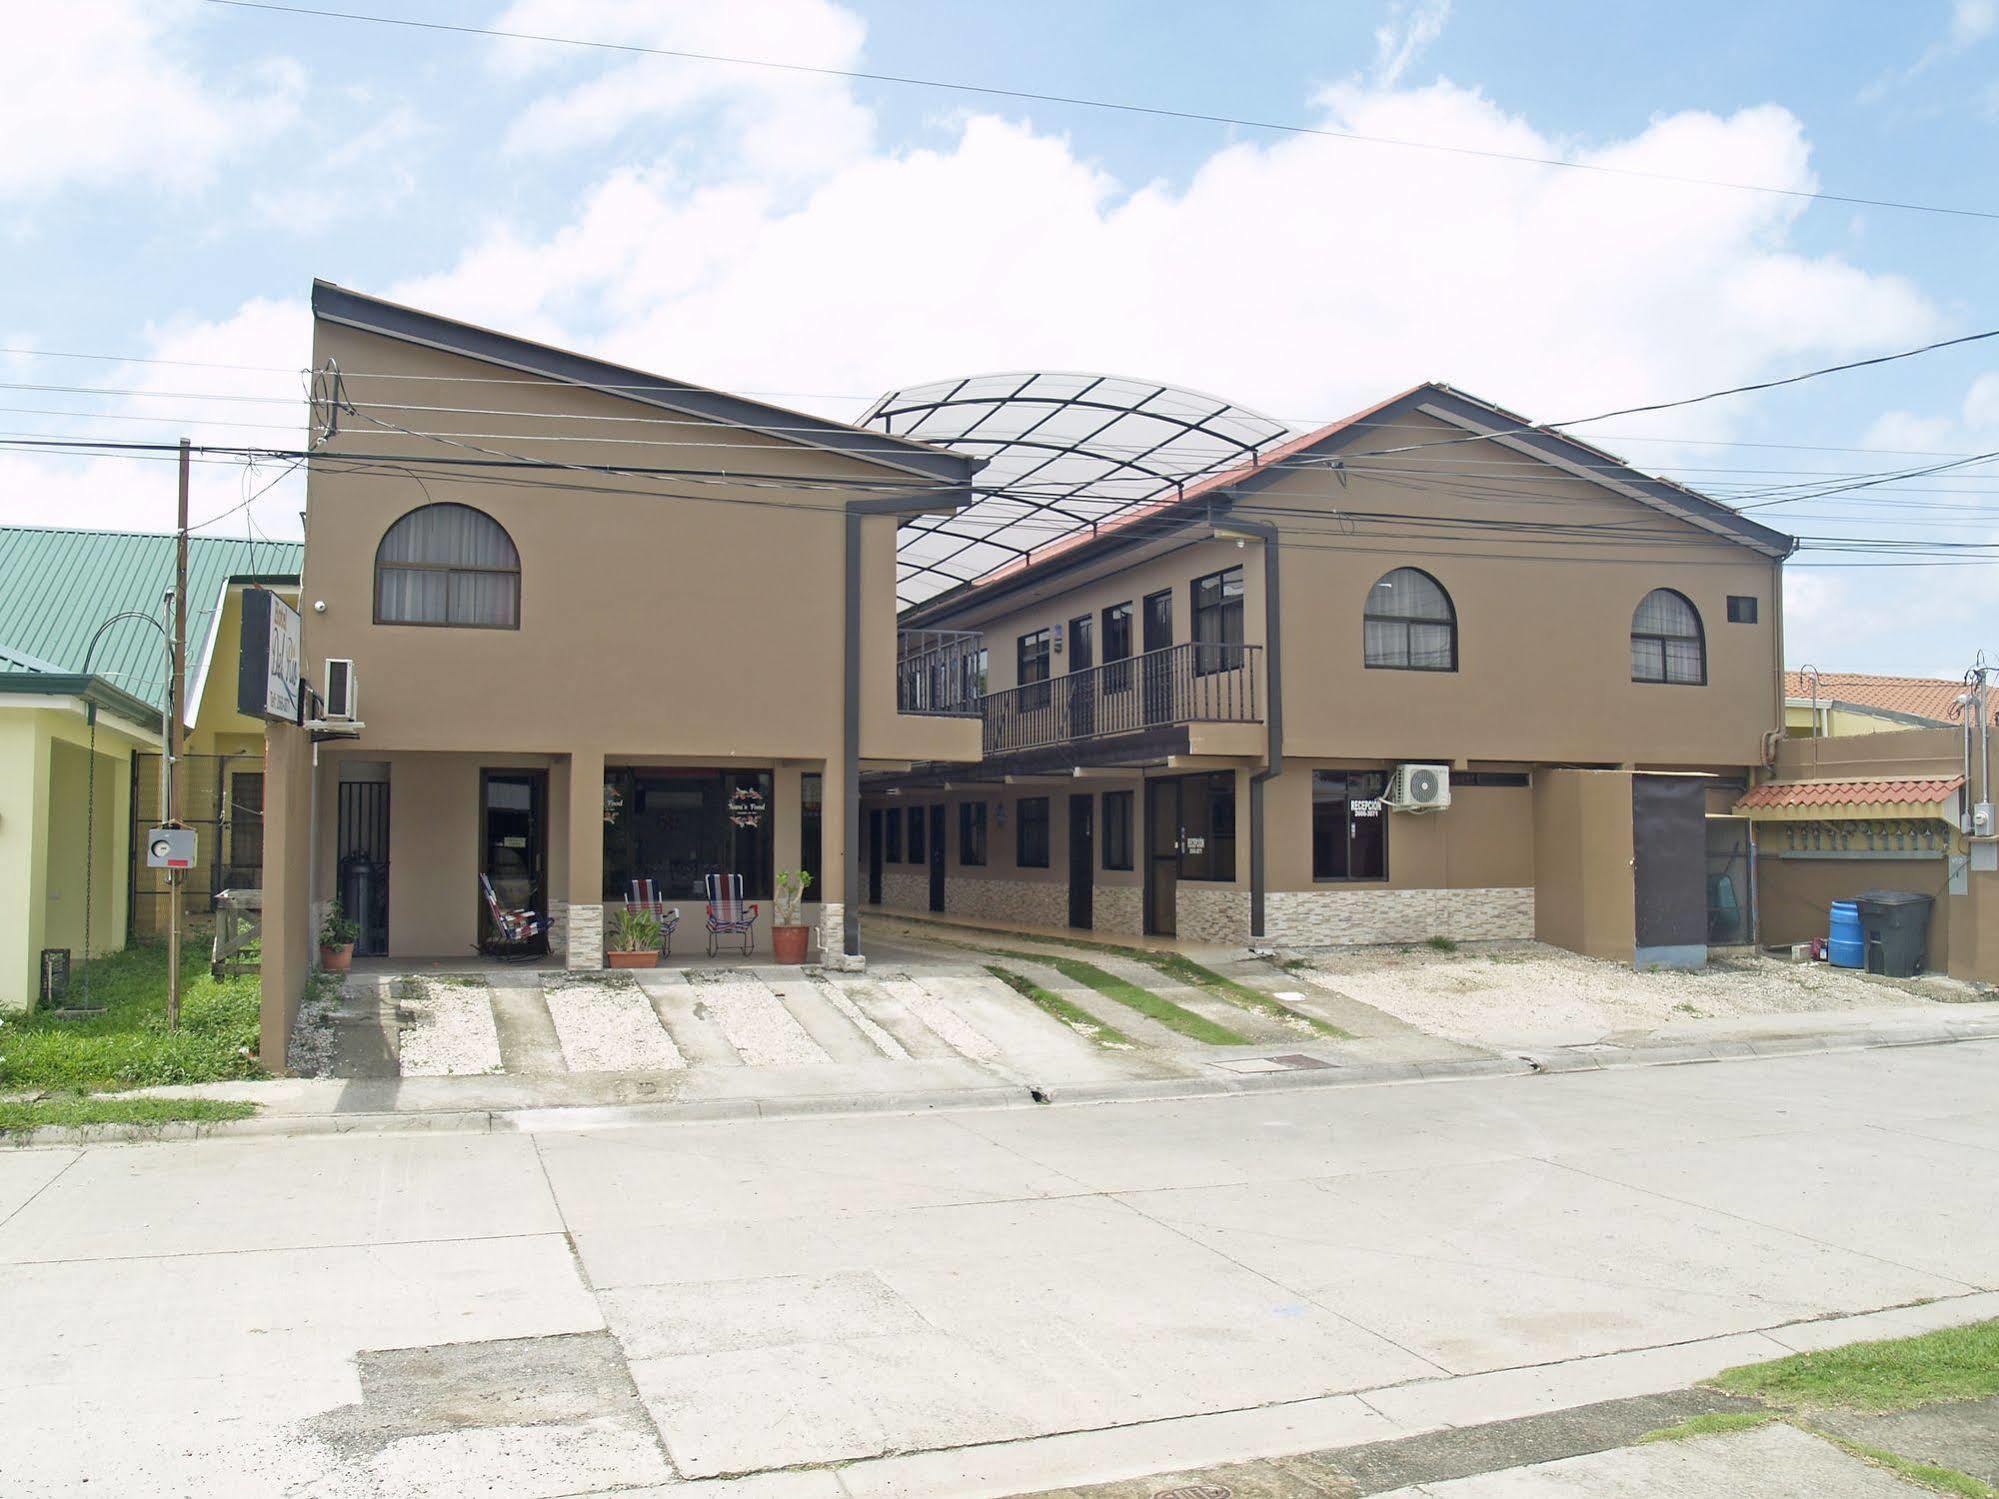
[258,282,981,1058]
[860,378,1795,963]
[1783,670,1994,738]
[1736,725,1999,981]
[0,527,303,1009]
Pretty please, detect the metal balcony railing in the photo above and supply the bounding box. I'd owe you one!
[982,641,1261,755]
[897,628,986,717]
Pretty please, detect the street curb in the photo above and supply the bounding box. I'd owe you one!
[8,1019,1996,1148]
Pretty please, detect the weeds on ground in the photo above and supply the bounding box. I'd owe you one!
[1425,935,1460,954]
[984,966,1134,1049]
[1637,1411,1773,1443]
[1117,948,1350,1038]
[0,930,264,1092]
[976,946,1248,1045]
[0,1094,258,1135]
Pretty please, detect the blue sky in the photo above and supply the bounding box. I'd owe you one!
[4,0,1996,676]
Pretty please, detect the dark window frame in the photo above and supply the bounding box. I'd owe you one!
[885,806,903,864]
[1362,567,1457,673]
[958,801,987,867]
[1631,588,1707,686]
[600,767,775,901]
[1017,627,1052,710]
[801,773,823,898]
[1176,771,1236,883]
[1068,613,1094,672]
[908,806,926,865]
[1016,796,1051,869]
[374,502,522,630]
[1312,770,1391,883]
[1726,595,1759,624]
[1142,588,1173,654]
[1102,789,1134,871]
[1190,565,1245,676]
[1102,602,1134,693]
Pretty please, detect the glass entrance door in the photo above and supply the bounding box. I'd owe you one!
[480,770,547,944]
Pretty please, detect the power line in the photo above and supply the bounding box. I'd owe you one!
[203,0,1999,224]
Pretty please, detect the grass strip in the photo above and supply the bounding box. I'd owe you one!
[1636,1411,1774,1443]
[0,1094,258,1134]
[1709,1318,1999,1413]
[900,917,1342,1038]
[977,946,1248,1045]
[984,966,1134,1049]
[0,927,264,1092]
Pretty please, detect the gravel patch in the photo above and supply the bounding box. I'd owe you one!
[1285,942,1950,1046]
[544,979,685,1073]
[285,977,342,1078]
[874,973,1003,1062]
[396,978,504,1077]
[686,972,826,1066]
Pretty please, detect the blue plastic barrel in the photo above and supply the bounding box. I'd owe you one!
[1828,901,1864,969]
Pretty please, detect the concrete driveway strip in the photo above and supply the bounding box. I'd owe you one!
[0,1041,1993,1497]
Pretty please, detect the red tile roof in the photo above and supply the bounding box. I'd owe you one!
[1735,776,1965,811]
[1785,671,1991,725]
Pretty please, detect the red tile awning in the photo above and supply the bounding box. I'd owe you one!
[1735,775,1964,815]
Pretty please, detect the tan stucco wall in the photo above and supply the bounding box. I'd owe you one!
[259,722,314,1068]
[1532,769,1636,960]
[1771,725,1962,780]
[1756,853,1952,955]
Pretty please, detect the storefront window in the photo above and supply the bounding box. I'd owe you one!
[602,768,774,899]
[1177,771,1236,881]
[1313,771,1389,881]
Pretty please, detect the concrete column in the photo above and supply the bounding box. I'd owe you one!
[259,723,314,1069]
[567,748,605,969]
[0,718,52,1009]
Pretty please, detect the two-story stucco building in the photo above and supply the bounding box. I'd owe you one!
[859,380,1795,962]
[258,282,983,1059]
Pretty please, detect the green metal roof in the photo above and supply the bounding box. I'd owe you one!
[0,526,303,714]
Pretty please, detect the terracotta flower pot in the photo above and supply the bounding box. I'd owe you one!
[772,924,810,964]
[606,949,660,969]
[319,943,355,973]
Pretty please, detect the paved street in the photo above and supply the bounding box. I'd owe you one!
[3,1041,1996,1497]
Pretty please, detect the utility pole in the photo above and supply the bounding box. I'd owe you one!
[168,438,189,1029]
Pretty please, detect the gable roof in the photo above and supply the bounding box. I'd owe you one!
[901,381,1794,626]
[1784,670,1993,727]
[0,526,303,717]
[312,280,977,492]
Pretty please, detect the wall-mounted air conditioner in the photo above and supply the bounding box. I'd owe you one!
[324,658,358,722]
[1388,763,1452,812]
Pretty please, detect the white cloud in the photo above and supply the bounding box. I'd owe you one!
[1864,0,1995,96]
[0,0,304,199]
[491,0,874,181]
[1372,0,1452,88]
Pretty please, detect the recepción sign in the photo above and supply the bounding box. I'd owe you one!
[236,587,302,723]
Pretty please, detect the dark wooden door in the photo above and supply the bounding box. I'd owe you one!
[928,806,946,913]
[867,809,883,905]
[1144,778,1179,936]
[1068,794,1094,930]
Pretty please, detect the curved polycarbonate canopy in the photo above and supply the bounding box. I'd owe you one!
[861,372,1289,607]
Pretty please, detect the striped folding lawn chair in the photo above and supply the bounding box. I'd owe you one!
[703,872,759,957]
[479,874,552,962]
[625,879,682,957]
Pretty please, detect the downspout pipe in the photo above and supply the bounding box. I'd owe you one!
[1220,515,1283,941]
[843,511,863,958]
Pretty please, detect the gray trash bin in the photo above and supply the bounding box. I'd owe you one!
[1854,890,1933,978]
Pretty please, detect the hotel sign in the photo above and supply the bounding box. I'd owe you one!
[237,587,302,723]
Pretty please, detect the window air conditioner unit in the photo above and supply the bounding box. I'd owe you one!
[1388,763,1452,812]
[324,658,358,722]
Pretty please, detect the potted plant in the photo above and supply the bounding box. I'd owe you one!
[606,907,664,969]
[319,900,360,972]
[772,868,813,964]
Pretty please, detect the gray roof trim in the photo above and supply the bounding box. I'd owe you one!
[1386,387,1795,559]
[311,280,976,488]
[0,671,164,732]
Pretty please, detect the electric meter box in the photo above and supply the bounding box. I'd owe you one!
[146,826,198,870]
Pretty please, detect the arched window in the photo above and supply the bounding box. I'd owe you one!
[1363,567,1456,671]
[375,503,520,628]
[1631,588,1703,684]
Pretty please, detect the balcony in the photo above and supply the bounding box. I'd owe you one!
[983,641,1262,756]
[897,628,985,717]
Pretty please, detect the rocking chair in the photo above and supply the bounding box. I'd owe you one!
[479,874,552,962]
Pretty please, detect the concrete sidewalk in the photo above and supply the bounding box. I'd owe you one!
[3,1041,1995,1496]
